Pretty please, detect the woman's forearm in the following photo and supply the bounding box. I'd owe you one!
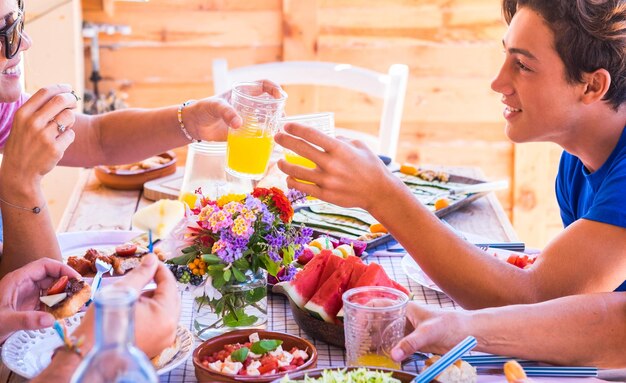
[60,107,191,167]
[0,177,60,278]
[468,293,626,368]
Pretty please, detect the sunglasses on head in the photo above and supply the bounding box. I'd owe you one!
[0,0,24,59]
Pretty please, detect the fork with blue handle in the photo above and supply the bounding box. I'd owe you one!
[87,258,113,305]
[462,354,597,377]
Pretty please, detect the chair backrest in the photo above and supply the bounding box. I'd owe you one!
[212,59,409,159]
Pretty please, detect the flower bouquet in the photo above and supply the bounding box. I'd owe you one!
[165,187,312,339]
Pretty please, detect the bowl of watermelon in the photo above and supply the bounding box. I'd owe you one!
[272,249,410,348]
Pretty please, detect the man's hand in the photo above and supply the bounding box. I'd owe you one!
[73,254,181,358]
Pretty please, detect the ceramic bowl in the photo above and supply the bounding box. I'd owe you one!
[193,329,318,383]
[94,151,177,190]
[272,283,345,348]
[269,367,417,383]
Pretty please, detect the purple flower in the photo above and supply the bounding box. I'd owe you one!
[268,249,282,262]
[281,264,298,281]
[266,230,286,248]
[245,195,275,226]
[287,189,308,204]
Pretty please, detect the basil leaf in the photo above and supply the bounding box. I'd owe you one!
[251,339,283,354]
[230,347,249,362]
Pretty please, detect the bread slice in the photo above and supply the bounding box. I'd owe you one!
[43,280,91,319]
[111,254,144,275]
[151,336,181,369]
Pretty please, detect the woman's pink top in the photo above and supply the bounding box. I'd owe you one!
[0,93,28,149]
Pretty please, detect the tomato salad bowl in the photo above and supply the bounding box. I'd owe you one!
[193,329,318,383]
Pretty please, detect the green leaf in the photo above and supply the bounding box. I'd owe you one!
[282,246,295,265]
[232,267,246,282]
[208,264,226,272]
[250,339,283,354]
[223,269,232,282]
[245,287,267,304]
[212,274,226,289]
[223,309,257,327]
[233,258,250,270]
[260,254,280,277]
[202,254,222,265]
[214,298,225,315]
[230,347,249,362]
[182,246,198,253]
[169,253,196,265]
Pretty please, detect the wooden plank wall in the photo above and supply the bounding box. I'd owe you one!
[81,0,563,247]
[25,0,83,228]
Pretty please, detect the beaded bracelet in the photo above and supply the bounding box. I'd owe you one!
[52,321,84,359]
[0,195,45,214]
[177,100,200,143]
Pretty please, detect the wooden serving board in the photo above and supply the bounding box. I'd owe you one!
[142,167,184,201]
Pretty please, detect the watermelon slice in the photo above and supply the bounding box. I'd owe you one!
[282,250,331,308]
[316,252,345,289]
[391,279,411,297]
[346,256,367,289]
[305,260,355,323]
[354,263,410,296]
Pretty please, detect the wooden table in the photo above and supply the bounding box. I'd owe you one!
[0,167,612,382]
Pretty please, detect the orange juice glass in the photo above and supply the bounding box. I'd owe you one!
[226,81,287,180]
[280,112,335,170]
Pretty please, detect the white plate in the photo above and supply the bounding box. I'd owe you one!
[58,230,144,261]
[1,315,194,379]
[401,248,534,292]
[59,230,144,284]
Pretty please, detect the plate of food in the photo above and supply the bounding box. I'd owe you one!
[292,204,392,251]
[94,151,177,190]
[394,166,496,217]
[272,367,417,383]
[59,230,163,284]
[401,248,538,293]
[1,314,193,379]
[192,329,317,382]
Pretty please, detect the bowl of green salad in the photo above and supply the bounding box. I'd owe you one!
[273,367,416,383]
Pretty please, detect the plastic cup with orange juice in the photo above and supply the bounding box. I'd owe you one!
[280,112,335,183]
[280,112,335,168]
[343,286,409,369]
[225,81,287,180]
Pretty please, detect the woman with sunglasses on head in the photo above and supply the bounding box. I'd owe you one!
[0,0,283,277]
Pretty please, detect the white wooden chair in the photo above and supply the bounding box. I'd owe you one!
[212,59,409,159]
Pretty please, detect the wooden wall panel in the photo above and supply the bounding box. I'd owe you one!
[80,0,562,248]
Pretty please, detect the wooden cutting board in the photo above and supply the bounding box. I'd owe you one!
[143,167,184,201]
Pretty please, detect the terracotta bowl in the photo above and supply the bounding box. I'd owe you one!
[269,367,417,383]
[94,151,177,190]
[272,283,345,348]
[193,329,318,383]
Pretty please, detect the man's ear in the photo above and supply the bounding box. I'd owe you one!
[581,69,611,105]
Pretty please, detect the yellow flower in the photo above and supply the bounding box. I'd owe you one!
[231,216,250,236]
[217,193,246,207]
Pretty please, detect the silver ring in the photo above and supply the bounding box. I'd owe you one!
[70,90,81,102]
[54,119,66,134]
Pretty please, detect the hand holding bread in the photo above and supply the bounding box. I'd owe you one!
[0,258,81,343]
